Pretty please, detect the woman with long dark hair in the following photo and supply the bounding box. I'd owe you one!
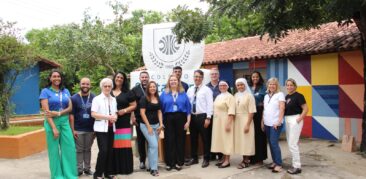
[248,71,268,165]
[39,69,77,179]
[140,81,164,176]
[110,72,137,176]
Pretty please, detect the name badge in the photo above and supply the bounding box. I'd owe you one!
[173,105,178,112]
[83,113,90,119]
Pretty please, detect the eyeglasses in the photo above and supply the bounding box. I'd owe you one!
[103,85,112,88]
[194,76,203,78]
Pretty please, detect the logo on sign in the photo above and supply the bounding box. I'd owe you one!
[142,23,204,70]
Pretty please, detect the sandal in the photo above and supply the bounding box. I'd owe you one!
[267,163,276,169]
[272,166,282,173]
[237,160,250,169]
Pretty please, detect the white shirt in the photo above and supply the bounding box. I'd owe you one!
[91,93,118,132]
[263,92,285,126]
[187,84,213,117]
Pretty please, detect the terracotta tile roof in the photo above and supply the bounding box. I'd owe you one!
[36,56,61,71]
[203,21,361,65]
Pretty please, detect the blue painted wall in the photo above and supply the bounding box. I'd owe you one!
[267,59,288,86]
[9,64,40,115]
[218,63,234,87]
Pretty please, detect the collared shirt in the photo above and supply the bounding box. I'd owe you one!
[263,92,285,126]
[159,91,191,116]
[206,82,220,101]
[71,93,96,132]
[39,87,71,111]
[250,85,267,107]
[91,93,118,132]
[187,84,213,117]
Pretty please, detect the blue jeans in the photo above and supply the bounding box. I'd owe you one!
[140,123,159,170]
[265,125,283,166]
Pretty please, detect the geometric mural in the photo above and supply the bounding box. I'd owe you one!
[283,50,363,142]
[311,53,339,85]
[312,116,339,140]
[267,58,288,86]
[312,86,339,117]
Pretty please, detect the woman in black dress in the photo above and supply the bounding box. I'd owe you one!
[110,72,137,176]
[248,71,268,165]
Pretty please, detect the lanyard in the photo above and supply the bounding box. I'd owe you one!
[79,92,90,111]
[172,92,178,104]
[104,97,111,115]
[268,93,274,103]
[50,87,63,111]
[140,84,146,96]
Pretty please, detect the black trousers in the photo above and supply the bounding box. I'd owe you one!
[135,116,147,163]
[190,113,210,161]
[95,127,114,177]
[164,112,187,167]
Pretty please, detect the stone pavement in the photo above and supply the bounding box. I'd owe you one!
[0,138,365,179]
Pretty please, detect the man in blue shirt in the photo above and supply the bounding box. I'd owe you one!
[70,77,96,176]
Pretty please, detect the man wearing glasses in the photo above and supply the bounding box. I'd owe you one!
[186,70,213,168]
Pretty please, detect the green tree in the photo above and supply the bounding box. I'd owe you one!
[0,19,35,129]
[173,0,366,151]
[26,2,167,93]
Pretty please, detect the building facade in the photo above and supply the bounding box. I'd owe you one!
[202,22,364,143]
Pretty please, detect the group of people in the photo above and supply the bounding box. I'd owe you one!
[39,66,308,179]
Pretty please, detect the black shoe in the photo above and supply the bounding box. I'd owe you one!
[174,165,182,171]
[78,171,83,176]
[150,170,159,176]
[84,169,94,176]
[215,162,223,166]
[201,160,209,168]
[287,167,302,174]
[140,162,146,169]
[185,158,199,166]
[165,166,173,171]
[218,163,230,168]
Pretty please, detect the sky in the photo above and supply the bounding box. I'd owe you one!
[0,0,208,37]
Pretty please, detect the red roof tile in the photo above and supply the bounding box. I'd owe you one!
[203,21,361,65]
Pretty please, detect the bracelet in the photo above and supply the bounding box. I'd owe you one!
[58,111,61,116]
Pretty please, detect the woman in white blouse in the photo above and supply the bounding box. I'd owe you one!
[262,77,285,173]
[91,78,118,179]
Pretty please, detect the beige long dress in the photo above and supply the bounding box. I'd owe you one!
[211,92,236,155]
[234,92,257,155]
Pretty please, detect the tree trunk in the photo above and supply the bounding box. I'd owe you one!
[354,7,366,152]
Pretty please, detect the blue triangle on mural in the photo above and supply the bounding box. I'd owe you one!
[312,88,337,117]
[312,118,337,141]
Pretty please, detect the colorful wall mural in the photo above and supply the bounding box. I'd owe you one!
[268,50,364,143]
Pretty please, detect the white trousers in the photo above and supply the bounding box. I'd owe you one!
[285,114,303,168]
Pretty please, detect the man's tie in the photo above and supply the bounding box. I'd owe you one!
[192,86,198,113]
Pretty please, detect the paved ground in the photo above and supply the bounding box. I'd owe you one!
[0,138,365,179]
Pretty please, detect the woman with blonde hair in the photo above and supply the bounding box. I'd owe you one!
[262,77,285,173]
[284,78,308,175]
[160,74,191,171]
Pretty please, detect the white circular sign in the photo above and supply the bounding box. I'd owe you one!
[142,22,204,70]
